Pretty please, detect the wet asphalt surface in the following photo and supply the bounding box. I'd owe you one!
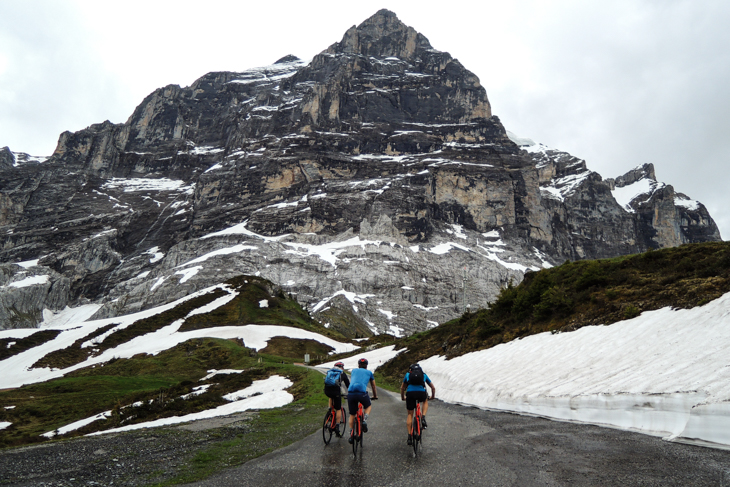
[182,390,730,487]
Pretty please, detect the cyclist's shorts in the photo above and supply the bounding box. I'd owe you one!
[406,390,428,410]
[347,392,371,415]
[324,385,342,410]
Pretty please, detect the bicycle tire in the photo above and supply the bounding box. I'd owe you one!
[339,406,347,438]
[322,409,334,445]
[412,414,420,456]
[352,406,362,455]
[413,427,421,456]
[412,403,422,456]
[351,422,359,455]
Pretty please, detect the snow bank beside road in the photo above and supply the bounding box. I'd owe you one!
[420,291,730,449]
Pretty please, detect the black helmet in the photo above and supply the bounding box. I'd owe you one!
[358,358,368,368]
[334,361,345,368]
[409,363,419,370]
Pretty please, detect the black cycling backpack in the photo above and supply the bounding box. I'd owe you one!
[408,365,425,386]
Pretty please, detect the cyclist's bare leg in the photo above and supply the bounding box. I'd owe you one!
[422,398,429,417]
[406,409,414,434]
[348,412,355,431]
[328,397,340,423]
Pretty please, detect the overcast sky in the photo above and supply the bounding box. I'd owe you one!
[1,0,728,239]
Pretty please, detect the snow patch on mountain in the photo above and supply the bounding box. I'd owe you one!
[102,178,195,194]
[612,178,658,212]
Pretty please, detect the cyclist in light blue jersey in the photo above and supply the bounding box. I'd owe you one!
[347,357,378,443]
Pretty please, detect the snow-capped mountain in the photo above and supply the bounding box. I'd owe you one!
[0,9,721,332]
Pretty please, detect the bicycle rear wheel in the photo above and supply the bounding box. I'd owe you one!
[352,411,362,455]
[412,404,422,456]
[322,409,334,445]
[412,414,420,455]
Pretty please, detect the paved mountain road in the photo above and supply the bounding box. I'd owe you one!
[182,390,730,486]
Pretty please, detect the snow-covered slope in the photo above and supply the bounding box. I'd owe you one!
[0,284,358,390]
[417,291,730,449]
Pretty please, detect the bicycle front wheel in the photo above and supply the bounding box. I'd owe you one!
[339,406,347,438]
[322,410,333,445]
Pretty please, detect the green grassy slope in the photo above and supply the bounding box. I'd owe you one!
[378,241,730,383]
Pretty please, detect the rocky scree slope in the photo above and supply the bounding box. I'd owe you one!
[0,9,721,333]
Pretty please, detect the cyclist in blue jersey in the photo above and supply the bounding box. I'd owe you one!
[347,357,378,443]
[400,363,435,445]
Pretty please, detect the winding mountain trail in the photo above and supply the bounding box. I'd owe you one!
[181,391,730,487]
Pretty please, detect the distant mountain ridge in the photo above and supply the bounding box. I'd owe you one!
[0,9,721,332]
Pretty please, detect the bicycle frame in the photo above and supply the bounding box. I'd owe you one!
[412,401,422,436]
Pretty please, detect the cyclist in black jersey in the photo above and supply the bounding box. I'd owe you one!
[323,361,350,436]
[400,363,435,445]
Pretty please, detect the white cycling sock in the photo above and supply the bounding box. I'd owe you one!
[364,413,369,421]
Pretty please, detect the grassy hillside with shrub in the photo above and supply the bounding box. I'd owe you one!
[29,275,348,371]
[0,275,344,450]
[0,338,326,450]
[378,241,730,383]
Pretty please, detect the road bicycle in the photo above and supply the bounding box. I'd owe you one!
[349,395,377,455]
[350,402,364,454]
[410,399,424,456]
[322,402,347,445]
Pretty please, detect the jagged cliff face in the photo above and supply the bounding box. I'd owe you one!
[0,10,721,331]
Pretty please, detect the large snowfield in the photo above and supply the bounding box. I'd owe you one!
[2,288,730,449]
[420,292,730,449]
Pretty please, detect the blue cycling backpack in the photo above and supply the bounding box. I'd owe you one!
[324,368,342,387]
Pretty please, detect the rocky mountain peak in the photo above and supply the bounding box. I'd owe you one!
[296,9,491,130]
[328,9,433,62]
[274,54,301,64]
[0,147,14,170]
[607,163,657,189]
[0,10,721,332]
